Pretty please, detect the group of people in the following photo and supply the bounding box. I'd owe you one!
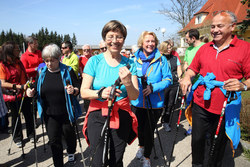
[0,10,249,167]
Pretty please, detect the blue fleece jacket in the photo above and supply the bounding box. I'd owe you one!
[37,63,82,123]
[130,48,172,108]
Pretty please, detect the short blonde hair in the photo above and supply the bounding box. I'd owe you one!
[137,31,159,49]
[159,41,171,55]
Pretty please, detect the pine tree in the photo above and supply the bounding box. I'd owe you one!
[72,33,77,48]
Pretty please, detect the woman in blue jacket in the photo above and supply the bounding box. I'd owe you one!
[27,44,81,167]
[131,31,172,167]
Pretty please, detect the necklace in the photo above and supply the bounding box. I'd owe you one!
[48,68,60,73]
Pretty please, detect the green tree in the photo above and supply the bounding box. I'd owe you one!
[238,0,250,34]
[63,34,71,42]
[0,28,77,51]
[72,33,77,48]
[0,31,6,45]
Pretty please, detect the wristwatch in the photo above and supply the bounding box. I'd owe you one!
[242,83,247,91]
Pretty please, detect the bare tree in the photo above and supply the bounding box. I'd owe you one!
[158,0,207,28]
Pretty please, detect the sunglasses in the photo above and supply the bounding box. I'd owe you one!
[61,47,68,49]
[100,47,107,50]
[83,49,90,52]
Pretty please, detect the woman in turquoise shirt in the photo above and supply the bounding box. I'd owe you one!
[81,20,139,167]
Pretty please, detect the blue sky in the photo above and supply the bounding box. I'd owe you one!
[0,0,182,46]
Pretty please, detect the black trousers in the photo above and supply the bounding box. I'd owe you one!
[192,103,228,167]
[44,114,76,167]
[162,84,179,123]
[133,106,162,158]
[87,109,132,167]
[6,97,34,143]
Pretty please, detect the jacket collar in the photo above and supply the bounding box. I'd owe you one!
[134,48,163,64]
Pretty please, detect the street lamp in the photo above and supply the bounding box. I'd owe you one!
[161,28,166,42]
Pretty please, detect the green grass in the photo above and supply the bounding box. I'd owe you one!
[242,89,250,99]
[241,126,250,141]
[243,149,250,161]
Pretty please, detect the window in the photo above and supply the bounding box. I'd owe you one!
[195,13,207,25]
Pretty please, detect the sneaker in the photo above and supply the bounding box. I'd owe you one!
[140,156,151,167]
[16,141,22,148]
[163,123,171,132]
[29,135,38,143]
[68,154,76,165]
[186,127,192,135]
[136,147,144,159]
[30,137,35,143]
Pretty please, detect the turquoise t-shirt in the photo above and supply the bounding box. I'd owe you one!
[83,53,137,101]
[184,42,205,65]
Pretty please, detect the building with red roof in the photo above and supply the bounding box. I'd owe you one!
[178,0,249,47]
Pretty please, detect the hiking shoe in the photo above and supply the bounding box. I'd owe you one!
[16,141,22,148]
[140,156,151,167]
[163,123,171,132]
[136,147,144,159]
[186,128,192,135]
[30,137,37,143]
[68,154,76,166]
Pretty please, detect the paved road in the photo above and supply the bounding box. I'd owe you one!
[0,102,249,167]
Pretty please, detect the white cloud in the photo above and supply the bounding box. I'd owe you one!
[104,5,141,14]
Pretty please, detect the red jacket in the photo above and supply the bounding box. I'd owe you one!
[21,49,43,82]
[82,97,138,145]
[0,60,28,102]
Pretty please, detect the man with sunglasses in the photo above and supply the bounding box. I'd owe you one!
[180,11,250,167]
[79,44,92,73]
[99,40,107,53]
[61,41,79,78]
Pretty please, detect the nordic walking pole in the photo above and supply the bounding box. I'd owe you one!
[26,79,38,166]
[161,83,180,126]
[102,81,122,166]
[147,94,168,166]
[41,118,46,152]
[66,80,86,167]
[169,84,180,126]
[144,96,158,159]
[32,97,38,167]
[169,95,185,167]
[208,91,230,166]
[141,76,158,160]
[7,84,28,158]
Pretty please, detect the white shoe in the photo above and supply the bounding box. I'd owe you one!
[163,123,171,132]
[136,147,144,159]
[68,154,76,165]
[140,156,151,167]
[16,141,22,148]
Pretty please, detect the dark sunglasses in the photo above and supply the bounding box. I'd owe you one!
[61,47,68,49]
[100,47,107,50]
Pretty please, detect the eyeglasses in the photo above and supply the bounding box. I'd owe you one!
[106,36,124,42]
[100,47,107,51]
[61,47,68,49]
[83,49,90,52]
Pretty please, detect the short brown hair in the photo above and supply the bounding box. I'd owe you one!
[137,31,159,49]
[101,20,127,41]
